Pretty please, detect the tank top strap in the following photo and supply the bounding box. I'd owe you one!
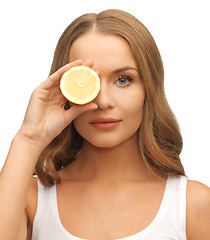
[32,179,57,240]
[160,175,188,240]
[32,179,45,237]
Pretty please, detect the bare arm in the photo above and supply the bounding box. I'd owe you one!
[0,60,97,240]
[0,134,44,239]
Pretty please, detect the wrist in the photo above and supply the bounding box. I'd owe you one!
[14,131,48,153]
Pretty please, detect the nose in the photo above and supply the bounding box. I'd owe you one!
[93,80,114,110]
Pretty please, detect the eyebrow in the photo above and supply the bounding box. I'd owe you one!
[112,66,138,74]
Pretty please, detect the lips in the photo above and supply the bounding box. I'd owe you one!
[89,117,121,129]
[90,117,121,124]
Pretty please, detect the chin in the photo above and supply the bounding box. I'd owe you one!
[83,134,134,149]
[84,139,120,148]
[90,142,119,148]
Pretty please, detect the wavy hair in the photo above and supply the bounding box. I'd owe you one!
[35,9,185,186]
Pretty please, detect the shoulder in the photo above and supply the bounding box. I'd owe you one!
[186,179,210,240]
[25,177,38,227]
[186,180,210,210]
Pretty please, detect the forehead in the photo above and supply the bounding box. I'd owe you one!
[69,32,137,69]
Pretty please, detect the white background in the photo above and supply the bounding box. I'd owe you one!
[0,0,209,186]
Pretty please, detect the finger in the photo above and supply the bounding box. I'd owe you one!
[82,60,99,76]
[39,59,83,90]
[63,102,98,125]
[82,60,94,68]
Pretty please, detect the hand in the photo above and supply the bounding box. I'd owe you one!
[18,60,98,147]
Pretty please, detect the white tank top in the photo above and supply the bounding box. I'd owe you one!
[32,175,187,240]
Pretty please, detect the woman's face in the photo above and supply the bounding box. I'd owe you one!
[69,32,145,148]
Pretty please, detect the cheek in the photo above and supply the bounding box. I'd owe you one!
[73,113,89,136]
[123,104,144,131]
[118,88,145,121]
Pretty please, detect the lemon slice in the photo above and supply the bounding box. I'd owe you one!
[60,65,100,105]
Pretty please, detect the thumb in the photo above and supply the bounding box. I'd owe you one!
[64,102,98,124]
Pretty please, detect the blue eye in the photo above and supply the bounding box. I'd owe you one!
[117,75,133,86]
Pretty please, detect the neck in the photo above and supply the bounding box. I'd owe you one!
[71,133,151,184]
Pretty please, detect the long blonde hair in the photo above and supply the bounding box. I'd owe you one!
[35,9,185,186]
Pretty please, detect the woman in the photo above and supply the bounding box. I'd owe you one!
[0,9,209,240]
